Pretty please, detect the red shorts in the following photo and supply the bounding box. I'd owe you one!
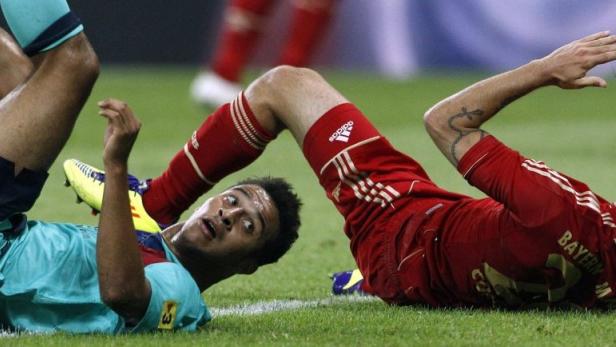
[303,104,616,308]
[302,104,468,303]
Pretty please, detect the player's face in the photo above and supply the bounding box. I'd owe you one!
[173,184,279,269]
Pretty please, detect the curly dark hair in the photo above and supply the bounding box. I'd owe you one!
[236,176,301,266]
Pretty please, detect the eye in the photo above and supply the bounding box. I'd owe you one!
[242,219,255,233]
[225,194,238,206]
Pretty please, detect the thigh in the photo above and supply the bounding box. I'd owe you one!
[0,29,32,99]
[0,34,97,172]
[301,103,438,228]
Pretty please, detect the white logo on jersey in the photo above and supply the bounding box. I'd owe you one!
[332,182,342,202]
[329,121,354,143]
[191,131,200,150]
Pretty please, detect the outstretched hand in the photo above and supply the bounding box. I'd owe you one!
[539,31,616,89]
[98,99,141,167]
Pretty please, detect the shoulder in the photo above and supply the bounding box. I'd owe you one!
[128,262,211,333]
[144,262,197,290]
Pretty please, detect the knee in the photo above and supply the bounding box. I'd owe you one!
[51,34,100,86]
[244,65,335,135]
[246,66,317,134]
[266,65,321,86]
[69,35,100,85]
[248,65,322,109]
[256,65,321,95]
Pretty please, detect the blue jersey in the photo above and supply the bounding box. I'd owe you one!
[0,218,211,333]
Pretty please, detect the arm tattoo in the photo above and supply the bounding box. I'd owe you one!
[447,107,487,165]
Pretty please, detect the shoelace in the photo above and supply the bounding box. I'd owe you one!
[75,160,147,194]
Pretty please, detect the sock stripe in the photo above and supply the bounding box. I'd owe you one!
[230,100,260,150]
[231,97,266,150]
[236,96,266,146]
[23,12,82,56]
[183,144,216,186]
[237,91,273,142]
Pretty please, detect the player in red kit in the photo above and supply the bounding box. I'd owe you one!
[67,32,616,308]
[191,0,338,107]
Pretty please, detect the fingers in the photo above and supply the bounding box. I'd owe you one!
[98,98,142,165]
[569,76,607,89]
[571,33,616,68]
[589,43,616,54]
[97,98,141,128]
[585,41,616,66]
[579,33,616,64]
[98,98,129,112]
[586,34,616,47]
[98,108,120,120]
[578,31,611,43]
[593,50,616,65]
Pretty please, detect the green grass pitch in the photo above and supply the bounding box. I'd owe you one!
[11,67,616,346]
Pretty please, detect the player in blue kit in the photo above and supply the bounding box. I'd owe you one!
[0,0,300,334]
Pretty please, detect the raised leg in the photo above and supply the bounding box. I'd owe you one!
[68,64,346,226]
[0,33,99,173]
[0,28,33,99]
[244,65,347,145]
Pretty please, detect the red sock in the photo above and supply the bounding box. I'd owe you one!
[144,92,274,224]
[277,0,337,66]
[210,0,277,82]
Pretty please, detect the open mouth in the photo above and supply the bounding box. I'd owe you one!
[202,218,217,239]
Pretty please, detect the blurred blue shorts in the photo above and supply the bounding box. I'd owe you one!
[0,157,48,229]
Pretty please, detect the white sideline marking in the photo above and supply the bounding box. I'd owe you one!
[211,295,378,317]
[0,331,33,338]
[0,296,377,337]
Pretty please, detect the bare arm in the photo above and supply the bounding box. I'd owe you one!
[96,99,150,325]
[424,31,616,166]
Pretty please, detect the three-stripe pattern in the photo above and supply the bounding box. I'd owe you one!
[596,281,613,299]
[521,159,614,227]
[331,150,401,209]
[183,92,270,187]
[602,213,616,228]
[522,160,616,301]
[230,92,269,151]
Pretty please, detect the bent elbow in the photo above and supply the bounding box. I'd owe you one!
[423,105,447,137]
[100,288,150,323]
[100,288,128,309]
[100,286,146,311]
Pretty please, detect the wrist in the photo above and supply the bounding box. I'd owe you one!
[527,58,557,86]
[103,160,128,175]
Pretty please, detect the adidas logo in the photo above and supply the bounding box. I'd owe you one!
[191,131,200,150]
[329,121,354,143]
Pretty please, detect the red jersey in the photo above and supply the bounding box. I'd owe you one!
[303,103,616,308]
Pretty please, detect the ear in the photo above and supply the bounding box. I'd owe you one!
[237,258,258,275]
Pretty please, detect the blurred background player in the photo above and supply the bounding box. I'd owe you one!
[190,0,338,108]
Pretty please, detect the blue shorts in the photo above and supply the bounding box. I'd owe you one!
[0,157,48,224]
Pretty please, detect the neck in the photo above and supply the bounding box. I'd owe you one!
[161,224,237,291]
